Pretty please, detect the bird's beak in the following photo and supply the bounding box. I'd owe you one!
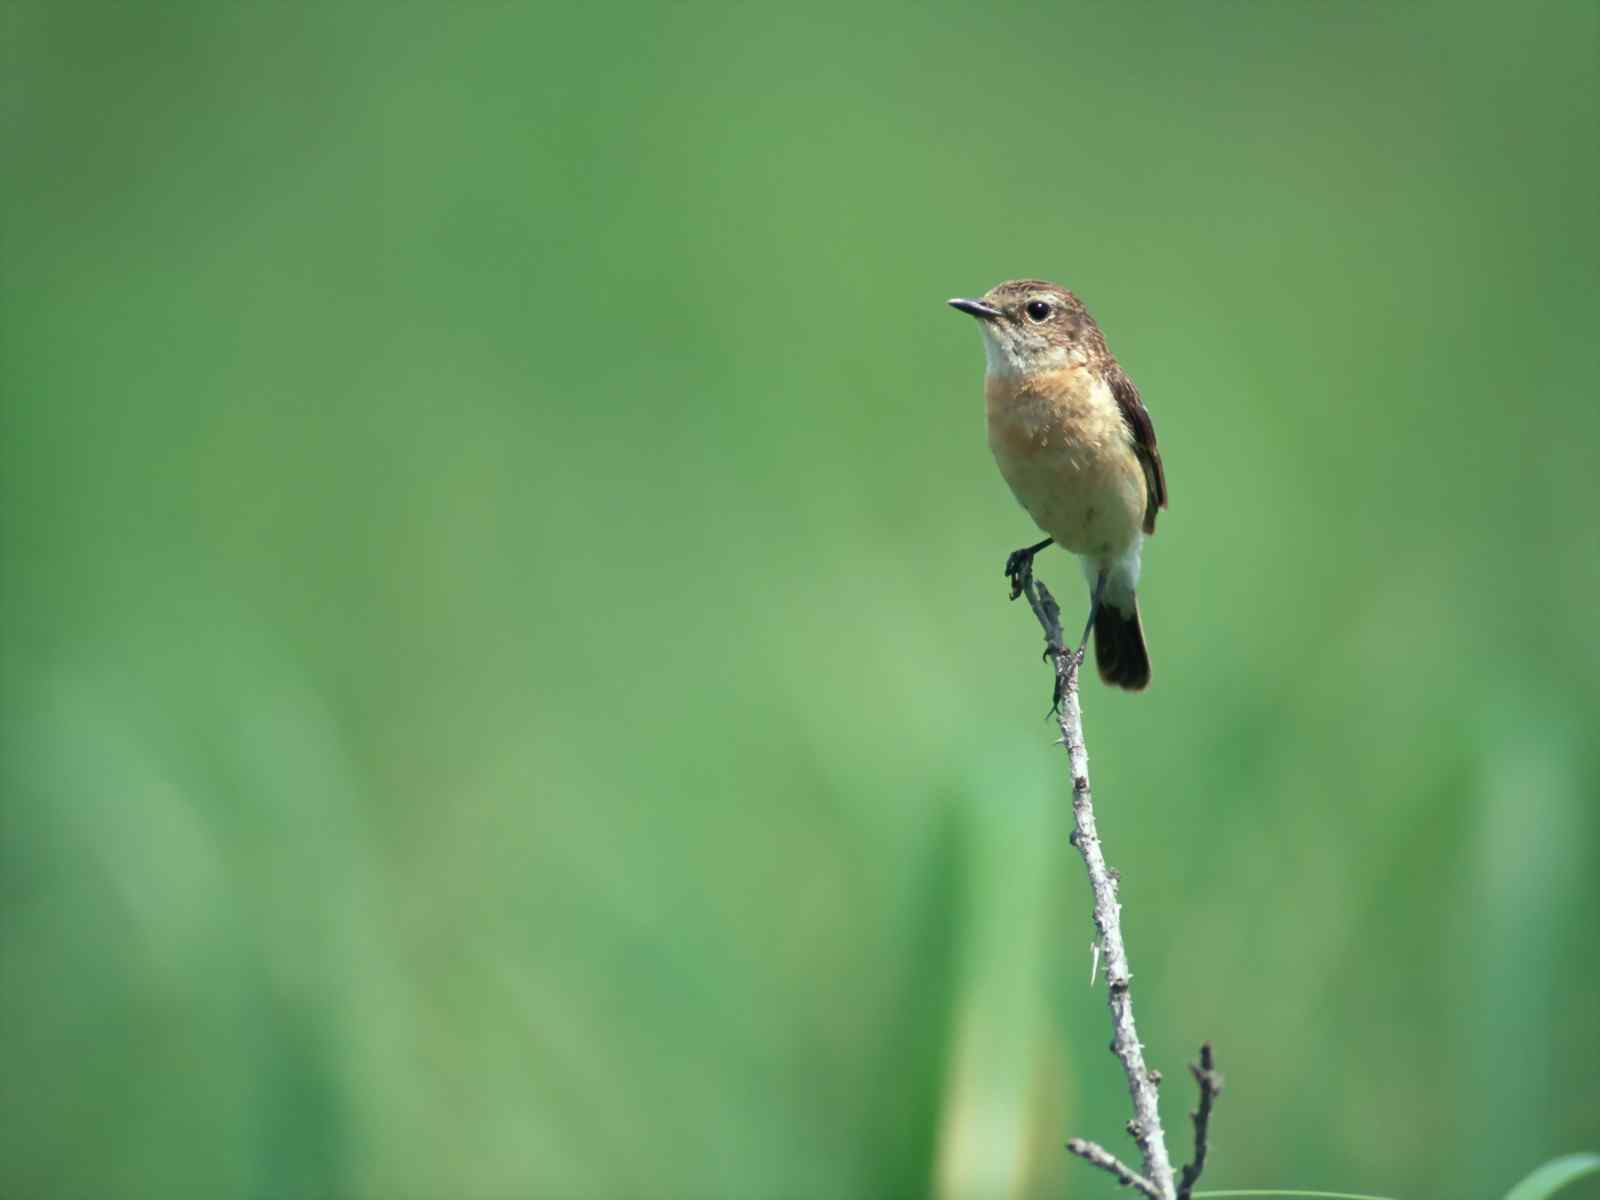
[948,297,1003,320]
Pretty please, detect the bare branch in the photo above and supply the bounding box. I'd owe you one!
[1066,1137,1162,1198]
[1016,565,1178,1199]
[1176,1042,1224,1200]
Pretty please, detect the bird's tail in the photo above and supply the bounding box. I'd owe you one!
[1094,598,1151,691]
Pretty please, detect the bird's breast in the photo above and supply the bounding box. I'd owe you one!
[985,367,1145,558]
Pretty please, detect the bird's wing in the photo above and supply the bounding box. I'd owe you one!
[1108,365,1167,535]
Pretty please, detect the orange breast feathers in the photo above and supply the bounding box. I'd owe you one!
[984,367,1147,559]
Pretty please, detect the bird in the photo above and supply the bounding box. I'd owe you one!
[948,279,1167,691]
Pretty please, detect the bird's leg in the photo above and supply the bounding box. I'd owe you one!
[1004,537,1054,601]
[1077,570,1109,662]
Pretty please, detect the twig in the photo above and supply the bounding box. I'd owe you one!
[1066,1137,1162,1198]
[1015,564,1178,1200]
[1177,1042,1223,1199]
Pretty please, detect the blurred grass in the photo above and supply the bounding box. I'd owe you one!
[3,0,1598,1196]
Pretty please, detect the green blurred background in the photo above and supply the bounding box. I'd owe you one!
[4,1,1598,1196]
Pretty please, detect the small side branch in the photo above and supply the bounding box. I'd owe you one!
[1176,1042,1224,1200]
[1066,1137,1161,1198]
[1016,566,1177,1199]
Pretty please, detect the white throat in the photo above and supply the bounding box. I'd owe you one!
[979,325,1068,378]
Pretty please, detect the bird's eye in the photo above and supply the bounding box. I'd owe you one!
[1025,300,1052,322]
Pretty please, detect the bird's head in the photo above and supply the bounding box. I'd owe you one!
[948,279,1101,378]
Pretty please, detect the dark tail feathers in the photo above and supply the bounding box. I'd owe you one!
[1094,600,1151,691]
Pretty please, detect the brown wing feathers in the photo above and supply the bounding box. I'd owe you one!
[1108,366,1166,535]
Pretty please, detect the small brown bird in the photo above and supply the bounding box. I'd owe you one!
[949,280,1167,690]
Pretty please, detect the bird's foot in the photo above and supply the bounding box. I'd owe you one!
[1042,643,1083,717]
[1003,538,1053,601]
[1045,644,1069,716]
[1041,643,1084,664]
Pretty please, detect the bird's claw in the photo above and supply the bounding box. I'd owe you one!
[1004,551,1033,601]
[1003,539,1053,601]
[1042,645,1082,717]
